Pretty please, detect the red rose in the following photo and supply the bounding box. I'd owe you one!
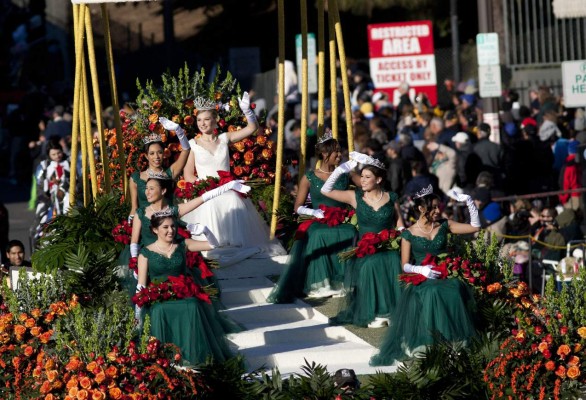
[378,229,390,242]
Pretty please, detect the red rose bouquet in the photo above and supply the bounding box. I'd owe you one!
[111,220,133,245]
[338,228,402,261]
[295,205,356,240]
[399,253,487,287]
[132,275,211,307]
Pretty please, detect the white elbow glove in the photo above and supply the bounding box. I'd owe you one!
[130,243,140,258]
[238,91,256,124]
[321,160,357,193]
[404,263,441,279]
[447,190,481,228]
[134,283,145,322]
[128,214,135,224]
[297,206,325,219]
[349,151,372,165]
[159,117,189,151]
[186,223,220,248]
[202,180,251,202]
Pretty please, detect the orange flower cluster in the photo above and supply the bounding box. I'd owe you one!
[484,281,586,399]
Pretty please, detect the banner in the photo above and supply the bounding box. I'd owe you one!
[368,20,437,105]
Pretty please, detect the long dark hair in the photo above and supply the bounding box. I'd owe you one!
[412,193,441,222]
[315,138,340,164]
[143,140,164,154]
[360,164,388,190]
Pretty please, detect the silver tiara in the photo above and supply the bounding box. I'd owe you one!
[361,155,386,170]
[152,208,174,218]
[413,184,433,199]
[317,130,334,144]
[147,169,172,180]
[194,97,217,111]
[142,133,162,145]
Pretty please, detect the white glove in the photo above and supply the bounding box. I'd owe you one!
[404,263,442,279]
[186,223,219,248]
[447,190,480,228]
[134,283,145,323]
[321,160,358,193]
[201,180,251,202]
[128,214,134,224]
[297,206,325,219]
[159,117,189,150]
[130,243,140,258]
[238,92,256,124]
[349,151,372,165]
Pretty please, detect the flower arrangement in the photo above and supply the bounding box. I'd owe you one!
[295,205,355,240]
[99,65,278,193]
[132,275,211,308]
[399,253,488,287]
[338,228,402,261]
[175,170,238,200]
[112,220,133,245]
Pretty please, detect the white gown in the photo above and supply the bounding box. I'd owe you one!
[181,134,286,264]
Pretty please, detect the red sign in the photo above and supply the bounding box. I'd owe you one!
[368,20,437,105]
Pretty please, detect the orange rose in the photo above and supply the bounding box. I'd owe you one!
[172,115,182,123]
[545,361,556,371]
[108,387,122,399]
[25,318,36,328]
[233,166,244,176]
[232,141,245,152]
[94,371,106,384]
[77,389,89,400]
[44,313,55,323]
[45,394,56,400]
[256,135,267,145]
[47,369,59,382]
[177,180,186,189]
[91,391,105,400]
[14,324,26,336]
[152,100,162,109]
[68,387,79,397]
[567,366,581,379]
[30,326,42,337]
[39,331,53,344]
[148,114,159,124]
[575,344,583,352]
[261,148,273,160]
[578,327,586,338]
[66,357,82,372]
[0,332,9,343]
[79,376,92,389]
[228,125,239,132]
[31,308,42,318]
[33,366,43,378]
[23,345,34,357]
[555,365,567,378]
[66,376,79,389]
[86,361,97,372]
[105,365,118,378]
[557,344,571,358]
[19,313,28,322]
[538,342,549,352]
[40,380,52,394]
[244,150,255,165]
[214,92,222,100]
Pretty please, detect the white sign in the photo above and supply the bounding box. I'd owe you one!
[483,112,500,144]
[295,33,318,94]
[479,65,502,98]
[562,60,586,107]
[476,33,500,66]
[369,55,437,88]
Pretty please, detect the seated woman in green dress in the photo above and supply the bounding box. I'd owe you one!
[135,211,232,365]
[128,117,191,223]
[321,152,405,328]
[370,185,481,365]
[267,134,359,302]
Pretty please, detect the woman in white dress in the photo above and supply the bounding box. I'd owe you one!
[180,93,286,263]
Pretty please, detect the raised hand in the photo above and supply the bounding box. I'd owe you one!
[349,151,372,165]
[159,117,180,131]
[447,189,471,203]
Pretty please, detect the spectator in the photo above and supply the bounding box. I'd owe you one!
[505,199,533,242]
[395,81,412,115]
[472,186,502,228]
[43,105,71,142]
[452,132,482,190]
[368,116,389,144]
[473,122,502,175]
[397,131,426,166]
[531,207,566,261]
[437,110,460,148]
[384,141,408,195]
[404,160,439,198]
[363,138,385,163]
[427,140,456,195]
[1,240,32,288]
[556,209,583,244]
[558,140,581,210]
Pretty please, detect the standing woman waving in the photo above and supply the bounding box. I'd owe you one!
[321,152,405,328]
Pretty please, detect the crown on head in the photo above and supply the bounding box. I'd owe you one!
[151,207,174,219]
[361,155,386,170]
[147,169,172,180]
[194,97,217,111]
[413,184,433,199]
[317,130,334,144]
[142,133,162,145]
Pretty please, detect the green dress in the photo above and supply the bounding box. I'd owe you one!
[267,171,357,303]
[131,168,174,209]
[142,241,232,366]
[370,221,477,366]
[333,190,402,327]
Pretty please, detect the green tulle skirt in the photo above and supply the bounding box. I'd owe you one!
[370,278,477,366]
[267,222,356,303]
[333,249,403,327]
[148,298,232,366]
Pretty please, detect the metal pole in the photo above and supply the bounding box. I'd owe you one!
[477,0,499,116]
[450,0,461,83]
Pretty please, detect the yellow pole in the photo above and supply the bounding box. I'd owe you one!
[69,4,86,207]
[81,52,99,201]
[101,4,127,196]
[328,10,339,140]
[316,0,326,139]
[84,6,110,193]
[270,0,286,239]
[299,0,308,180]
[329,0,353,151]
[79,61,89,206]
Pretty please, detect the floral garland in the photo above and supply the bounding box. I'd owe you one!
[338,228,402,261]
[399,253,487,287]
[132,275,210,308]
[294,205,356,240]
[175,170,236,200]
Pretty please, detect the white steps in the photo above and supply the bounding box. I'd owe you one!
[216,261,398,376]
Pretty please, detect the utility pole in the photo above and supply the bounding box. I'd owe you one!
[450,0,460,84]
[477,0,498,115]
